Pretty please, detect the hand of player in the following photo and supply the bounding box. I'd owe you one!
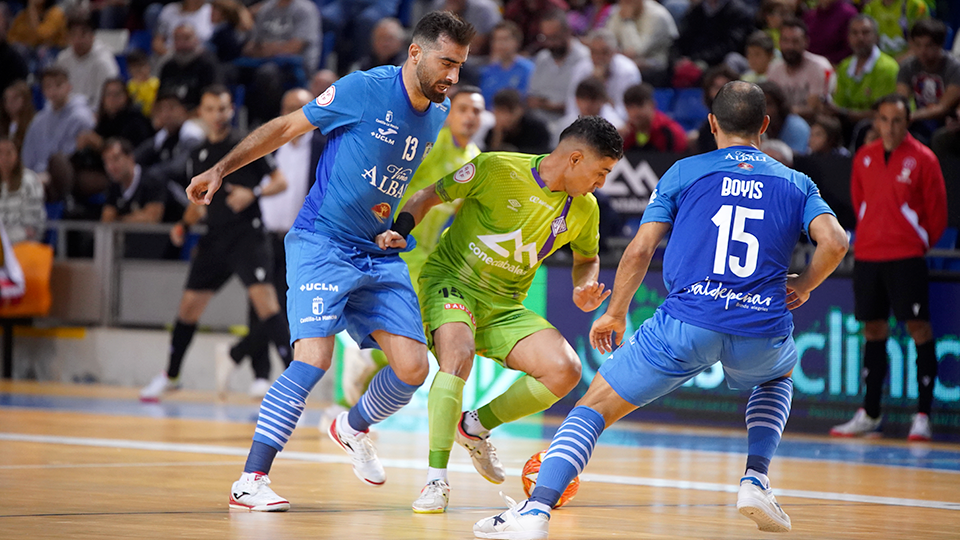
[375,230,407,250]
[170,222,186,247]
[786,273,810,311]
[224,184,256,213]
[573,280,611,312]
[186,167,224,205]
[590,312,626,354]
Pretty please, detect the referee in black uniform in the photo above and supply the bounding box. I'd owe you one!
[140,84,293,401]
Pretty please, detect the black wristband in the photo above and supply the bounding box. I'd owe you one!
[391,211,415,238]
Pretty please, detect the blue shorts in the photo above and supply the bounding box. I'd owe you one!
[599,309,797,407]
[285,228,426,350]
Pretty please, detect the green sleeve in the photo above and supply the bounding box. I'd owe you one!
[435,155,486,203]
[570,198,600,258]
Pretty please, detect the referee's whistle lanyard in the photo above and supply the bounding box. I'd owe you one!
[531,166,573,260]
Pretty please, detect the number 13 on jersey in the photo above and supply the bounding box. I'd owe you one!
[712,205,764,278]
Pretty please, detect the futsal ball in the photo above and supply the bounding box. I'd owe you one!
[521,450,580,508]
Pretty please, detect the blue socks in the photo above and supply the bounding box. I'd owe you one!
[745,376,793,476]
[245,361,325,474]
[348,365,420,432]
[530,405,605,509]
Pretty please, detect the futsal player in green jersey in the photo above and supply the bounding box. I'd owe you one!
[376,116,623,513]
[334,86,486,407]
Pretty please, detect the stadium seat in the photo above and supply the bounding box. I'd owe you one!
[671,88,709,132]
[654,88,675,115]
[127,30,152,53]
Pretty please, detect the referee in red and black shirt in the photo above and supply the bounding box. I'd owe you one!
[831,94,947,441]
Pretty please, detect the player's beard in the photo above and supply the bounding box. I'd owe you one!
[416,61,451,103]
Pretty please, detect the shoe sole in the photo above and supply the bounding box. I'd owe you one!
[456,424,505,485]
[228,496,290,512]
[907,434,932,441]
[327,418,386,487]
[412,506,447,514]
[473,530,548,540]
[829,430,882,439]
[737,502,791,533]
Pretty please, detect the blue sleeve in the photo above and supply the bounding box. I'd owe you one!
[640,161,683,225]
[799,173,835,235]
[301,71,366,135]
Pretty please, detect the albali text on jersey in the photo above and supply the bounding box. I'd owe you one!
[294,65,450,253]
[641,146,835,338]
[850,134,947,262]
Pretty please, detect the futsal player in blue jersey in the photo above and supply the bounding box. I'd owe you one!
[474,81,850,539]
[183,12,476,511]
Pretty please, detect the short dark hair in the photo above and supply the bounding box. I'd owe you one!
[781,17,808,37]
[575,78,607,101]
[126,49,150,68]
[812,114,843,149]
[909,18,947,46]
[757,80,787,119]
[155,87,185,106]
[200,84,232,102]
[66,9,95,32]
[40,66,69,83]
[701,64,740,107]
[872,93,911,120]
[103,137,135,157]
[491,20,523,43]
[492,88,523,111]
[623,83,654,108]
[449,84,482,101]
[559,116,624,161]
[746,30,775,54]
[712,81,767,137]
[412,11,476,48]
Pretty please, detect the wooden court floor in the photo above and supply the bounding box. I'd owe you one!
[1,381,959,539]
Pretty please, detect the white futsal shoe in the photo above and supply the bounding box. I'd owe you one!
[830,408,882,437]
[474,493,550,540]
[328,410,386,486]
[229,472,290,512]
[457,413,506,484]
[139,372,181,402]
[737,476,791,533]
[412,479,451,514]
[908,413,932,441]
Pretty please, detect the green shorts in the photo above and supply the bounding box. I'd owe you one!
[418,276,554,365]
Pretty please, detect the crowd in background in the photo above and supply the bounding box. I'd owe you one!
[0,0,957,254]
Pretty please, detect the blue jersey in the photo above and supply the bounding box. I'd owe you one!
[641,146,834,338]
[294,66,450,253]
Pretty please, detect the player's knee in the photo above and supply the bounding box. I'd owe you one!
[400,359,429,387]
[906,321,933,344]
[437,342,476,379]
[551,352,583,394]
[862,320,889,341]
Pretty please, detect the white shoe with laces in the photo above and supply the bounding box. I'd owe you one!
[412,478,451,514]
[328,410,386,486]
[139,372,181,402]
[474,493,550,540]
[457,412,505,484]
[737,476,791,533]
[830,408,882,437]
[908,413,932,441]
[229,472,290,512]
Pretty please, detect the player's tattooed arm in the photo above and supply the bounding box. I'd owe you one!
[590,221,670,353]
[571,252,610,312]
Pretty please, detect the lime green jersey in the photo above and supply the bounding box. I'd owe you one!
[399,127,481,287]
[834,50,899,111]
[421,152,600,300]
[863,0,928,57]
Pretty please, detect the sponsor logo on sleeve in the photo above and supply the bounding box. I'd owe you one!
[316,85,335,107]
[454,163,476,183]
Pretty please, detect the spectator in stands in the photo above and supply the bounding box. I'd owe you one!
[863,0,929,59]
[570,28,641,120]
[603,0,677,85]
[239,0,320,126]
[803,0,856,65]
[21,67,95,195]
[756,0,789,50]
[503,0,570,53]
[431,0,502,53]
[7,0,67,52]
[0,7,28,96]
[896,19,960,143]
[528,11,592,126]
[153,0,214,58]
[1,81,35,151]
[353,18,406,72]
[55,11,120,113]
[79,78,155,151]
[760,138,794,166]
[832,93,946,442]
[321,0,398,74]
[209,0,253,64]
[676,0,754,68]
[0,134,46,244]
[620,82,687,153]
[555,77,624,143]
[742,30,775,83]
[568,0,615,36]
[930,101,960,160]
[808,114,850,156]
[758,80,810,154]
[766,18,834,121]
[693,64,739,153]
[485,88,551,153]
[159,23,221,112]
[480,21,534,110]
[126,50,160,117]
[100,137,166,224]
[831,15,899,127]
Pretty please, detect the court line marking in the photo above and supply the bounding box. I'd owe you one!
[0,460,241,470]
[2,432,959,511]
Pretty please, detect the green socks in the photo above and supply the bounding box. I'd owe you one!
[428,371,465,469]
[476,375,560,430]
